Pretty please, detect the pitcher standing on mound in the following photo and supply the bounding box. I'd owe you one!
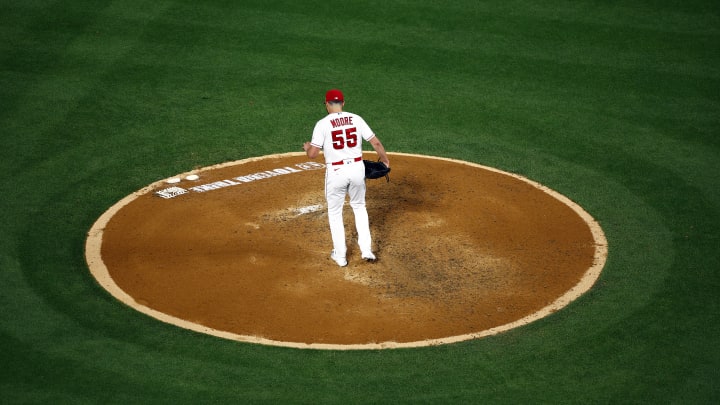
[303,89,391,267]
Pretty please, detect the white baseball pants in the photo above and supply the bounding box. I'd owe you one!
[325,161,372,258]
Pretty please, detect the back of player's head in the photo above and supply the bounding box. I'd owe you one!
[325,89,344,103]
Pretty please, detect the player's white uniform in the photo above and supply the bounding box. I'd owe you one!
[310,111,375,259]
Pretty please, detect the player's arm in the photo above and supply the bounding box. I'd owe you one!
[368,136,390,167]
[303,141,321,159]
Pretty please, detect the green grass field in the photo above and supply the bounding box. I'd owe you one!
[1,0,718,403]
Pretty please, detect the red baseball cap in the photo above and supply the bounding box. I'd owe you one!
[325,89,344,103]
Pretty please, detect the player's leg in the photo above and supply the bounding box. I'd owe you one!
[325,168,349,261]
[348,164,374,259]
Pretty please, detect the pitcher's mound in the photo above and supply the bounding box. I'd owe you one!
[86,152,606,349]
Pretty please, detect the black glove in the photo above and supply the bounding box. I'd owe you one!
[363,160,391,182]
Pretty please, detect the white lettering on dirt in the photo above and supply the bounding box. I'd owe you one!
[177,162,324,197]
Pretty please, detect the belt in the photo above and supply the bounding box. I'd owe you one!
[331,156,362,166]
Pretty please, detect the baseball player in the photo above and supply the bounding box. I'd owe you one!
[303,89,390,267]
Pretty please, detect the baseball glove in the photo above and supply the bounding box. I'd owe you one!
[364,160,391,182]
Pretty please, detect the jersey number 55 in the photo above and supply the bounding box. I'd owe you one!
[331,127,358,150]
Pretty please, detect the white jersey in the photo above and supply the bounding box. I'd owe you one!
[310,111,375,165]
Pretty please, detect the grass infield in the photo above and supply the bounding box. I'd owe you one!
[1,0,718,403]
